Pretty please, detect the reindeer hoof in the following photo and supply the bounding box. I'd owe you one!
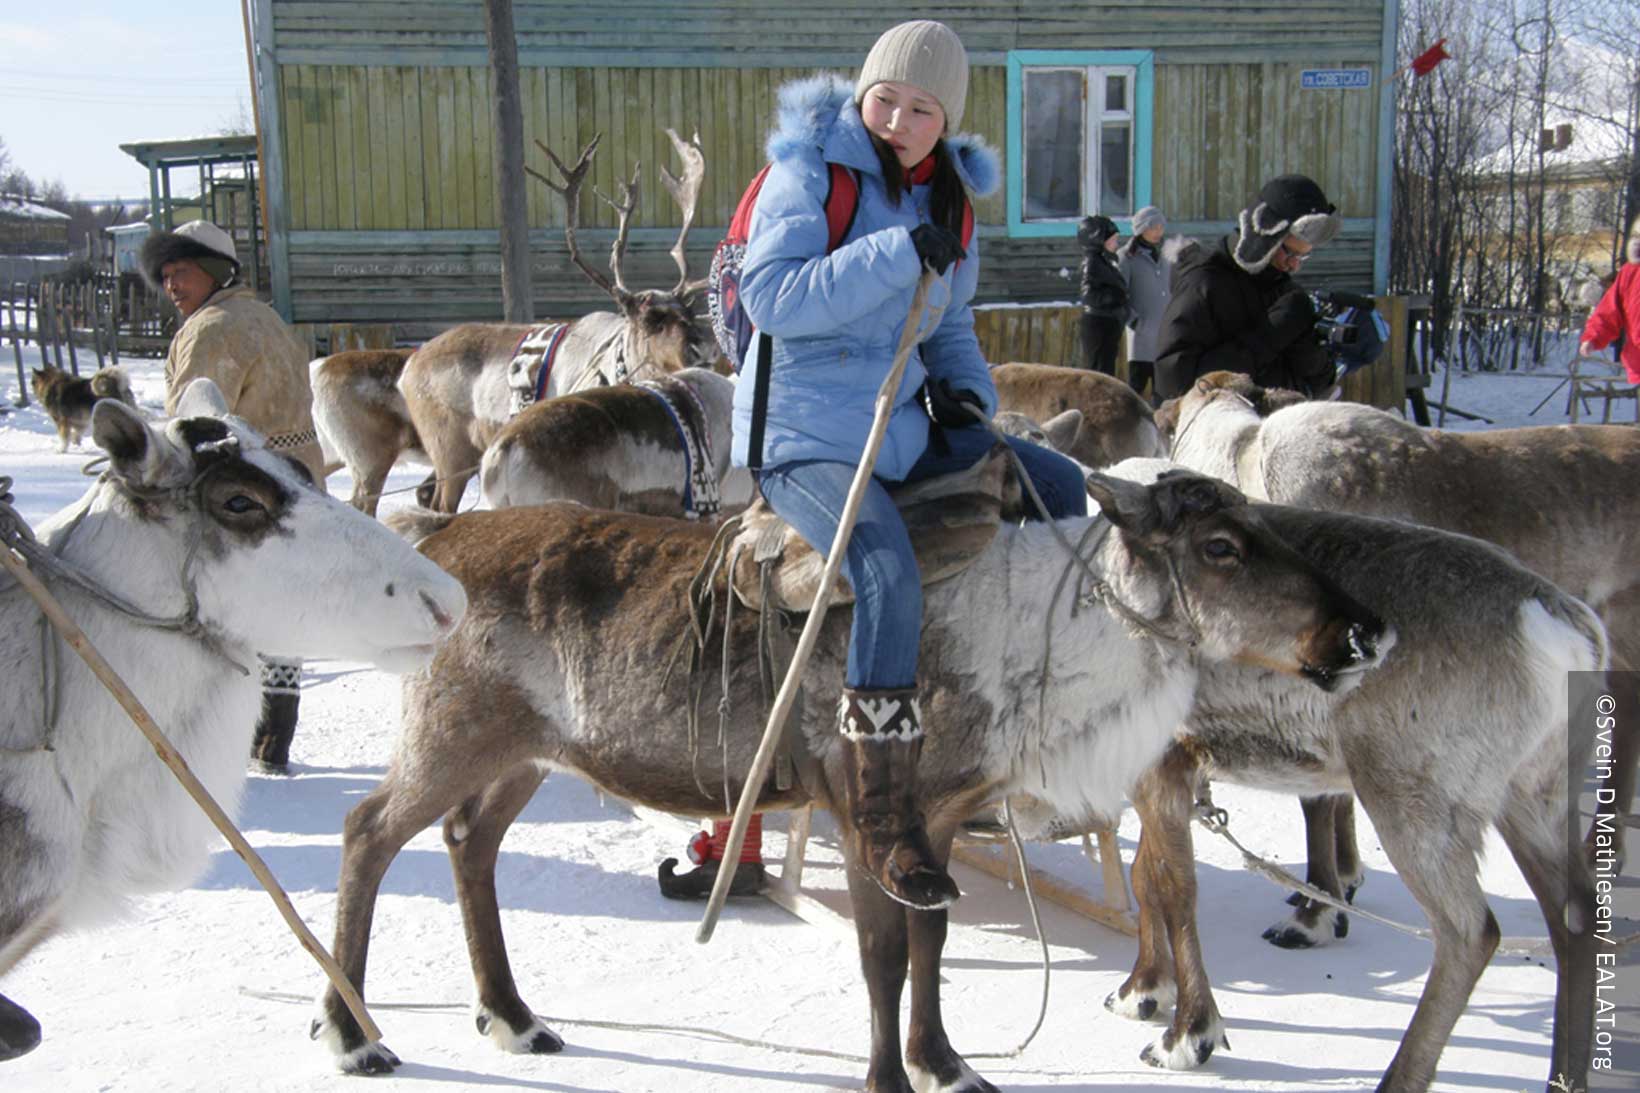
[0,994,42,1060]
[476,1005,564,1055]
[336,1041,401,1075]
[1104,979,1174,1022]
[1139,1016,1229,1070]
[1262,923,1317,948]
[905,1054,997,1092]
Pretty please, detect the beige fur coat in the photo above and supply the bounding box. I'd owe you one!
[164,284,324,481]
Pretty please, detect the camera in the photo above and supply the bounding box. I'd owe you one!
[1308,290,1389,376]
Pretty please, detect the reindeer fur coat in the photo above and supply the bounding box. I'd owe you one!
[164,284,324,481]
[733,74,1000,478]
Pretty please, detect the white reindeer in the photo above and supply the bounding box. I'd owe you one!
[400,130,716,512]
[0,382,467,1060]
[479,367,750,515]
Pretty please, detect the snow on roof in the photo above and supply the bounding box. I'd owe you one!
[1472,36,1637,178]
[0,195,71,221]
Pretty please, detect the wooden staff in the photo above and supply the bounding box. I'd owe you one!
[698,269,935,943]
[0,541,382,1043]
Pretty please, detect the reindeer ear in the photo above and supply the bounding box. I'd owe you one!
[92,399,174,488]
[1085,471,1162,539]
[1040,409,1082,454]
[1153,470,1241,529]
[1254,385,1307,415]
[174,377,231,418]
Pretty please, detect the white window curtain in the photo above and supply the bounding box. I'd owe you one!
[1021,64,1136,222]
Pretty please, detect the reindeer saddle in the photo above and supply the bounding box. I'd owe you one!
[726,444,1021,614]
[505,322,573,415]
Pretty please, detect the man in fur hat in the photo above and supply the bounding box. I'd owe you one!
[141,220,323,774]
[1152,174,1340,401]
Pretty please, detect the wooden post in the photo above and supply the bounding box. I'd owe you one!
[483,0,534,324]
[42,285,60,369]
[61,284,80,376]
[106,277,120,366]
[9,282,26,406]
[89,281,108,371]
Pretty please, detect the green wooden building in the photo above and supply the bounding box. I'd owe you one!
[245,1,1399,339]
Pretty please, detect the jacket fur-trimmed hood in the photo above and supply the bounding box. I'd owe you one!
[765,73,1000,198]
[1629,215,1640,264]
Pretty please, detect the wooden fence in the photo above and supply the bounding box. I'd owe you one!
[974,298,1409,413]
[3,274,175,404]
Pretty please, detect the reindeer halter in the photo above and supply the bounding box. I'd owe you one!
[0,451,255,754]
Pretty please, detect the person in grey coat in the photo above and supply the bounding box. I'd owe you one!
[1117,205,1171,403]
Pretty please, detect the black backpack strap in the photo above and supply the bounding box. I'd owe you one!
[746,331,774,471]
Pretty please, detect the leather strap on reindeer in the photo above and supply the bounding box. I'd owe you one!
[637,376,720,519]
[506,322,573,416]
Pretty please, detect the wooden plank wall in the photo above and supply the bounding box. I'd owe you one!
[271,1,1385,64]
[279,65,1009,232]
[1153,62,1379,220]
[279,60,1379,231]
[262,0,1388,325]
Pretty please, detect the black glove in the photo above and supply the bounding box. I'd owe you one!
[923,378,983,428]
[1265,291,1318,349]
[910,224,966,275]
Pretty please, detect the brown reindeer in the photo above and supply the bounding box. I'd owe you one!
[992,361,1165,468]
[306,468,1388,1089]
[1106,485,1602,1093]
[309,349,423,515]
[400,130,716,512]
[1160,369,1640,940]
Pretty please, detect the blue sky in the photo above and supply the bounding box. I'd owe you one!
[1,2,250,201]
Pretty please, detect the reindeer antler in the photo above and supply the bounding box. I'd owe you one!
[594,163,641,296]
[660,128,707,296]
[527,134,626,302]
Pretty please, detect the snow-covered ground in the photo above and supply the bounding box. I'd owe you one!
[1,345,1633,1091]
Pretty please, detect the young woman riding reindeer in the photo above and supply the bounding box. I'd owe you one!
[695,21,1085,911]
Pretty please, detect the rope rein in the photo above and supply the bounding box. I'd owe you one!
[1189,794,1625,956]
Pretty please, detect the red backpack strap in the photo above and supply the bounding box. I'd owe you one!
[959,196,974,251]
[728,163,777,244]
[823,163,860,253]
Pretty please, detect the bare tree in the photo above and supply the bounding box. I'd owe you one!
[1394,0,1638,372]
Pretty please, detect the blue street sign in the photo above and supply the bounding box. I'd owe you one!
[1301,68,1373,90]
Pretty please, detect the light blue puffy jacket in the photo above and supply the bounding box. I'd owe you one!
[732,74,1002,479]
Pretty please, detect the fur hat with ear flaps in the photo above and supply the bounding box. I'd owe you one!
[1233,174,1341,274]
[139,220,240,291]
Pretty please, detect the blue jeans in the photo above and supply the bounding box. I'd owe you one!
[756,426,1086,690]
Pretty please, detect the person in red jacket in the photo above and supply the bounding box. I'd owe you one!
[1581,218,1640,381]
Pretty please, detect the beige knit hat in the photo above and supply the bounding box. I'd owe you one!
[855,20,969,132]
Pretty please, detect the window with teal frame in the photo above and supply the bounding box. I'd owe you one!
[1007,50,1154,238]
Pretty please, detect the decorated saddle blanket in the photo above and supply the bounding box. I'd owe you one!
[727,444,1020,613]
[637,376,720,519]
[506,322,573,415]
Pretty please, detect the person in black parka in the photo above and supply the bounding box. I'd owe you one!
[1077,215,1128,375]
[1153,174,1341,401]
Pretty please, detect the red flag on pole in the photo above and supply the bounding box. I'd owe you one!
[1410,39,1452,77]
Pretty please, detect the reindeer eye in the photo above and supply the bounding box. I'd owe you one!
[1203,536,1241,562]
[223,494,263,515]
